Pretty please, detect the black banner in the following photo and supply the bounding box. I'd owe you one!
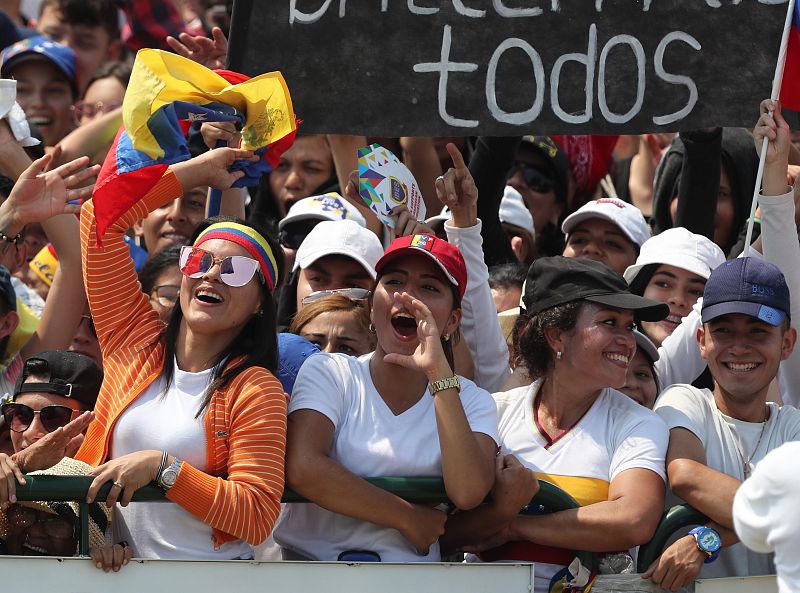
[228,0,790,136]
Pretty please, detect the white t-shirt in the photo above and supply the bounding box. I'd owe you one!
[111,359,252,560]
[733,442,800,593]
[470,381,668,593]
[654,384,800,579]
[273,351,499,562]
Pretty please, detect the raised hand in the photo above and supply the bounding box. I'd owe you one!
[200,121,240,150]
[382,291,451,377]
[6,154,99,228]
[754,99,790,165]
[11,411,95,474]
[390,204,435,238]
[434,142,477,217]
[166,27,229,70]
[172,147,259,191]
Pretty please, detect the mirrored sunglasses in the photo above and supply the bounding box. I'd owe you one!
[179,246,263,288]
[1,402,76,433]
[506,162,556,194]
[301,287,372,306]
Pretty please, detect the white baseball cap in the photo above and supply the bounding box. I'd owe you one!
[293,219,383,278]
[279,193,366,231]
[623,227,725,285]
[562,198,650,248]
[425,205,451,229]
[499,185,535,240]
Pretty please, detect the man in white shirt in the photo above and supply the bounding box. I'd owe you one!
[646,255,800,589]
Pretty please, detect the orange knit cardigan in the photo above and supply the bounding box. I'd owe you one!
[76,172,287,548]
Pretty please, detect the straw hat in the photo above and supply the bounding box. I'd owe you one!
[0,457,110,553]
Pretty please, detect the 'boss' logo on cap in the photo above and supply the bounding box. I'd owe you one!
[752,284,775,297]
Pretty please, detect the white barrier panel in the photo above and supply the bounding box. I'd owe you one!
[0,557,536,593]
[696,575,778,593]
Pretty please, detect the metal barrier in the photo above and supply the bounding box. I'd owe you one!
[17,475,695,569]
[15,476,586,557]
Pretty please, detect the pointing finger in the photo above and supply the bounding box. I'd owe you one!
[446,142,467,170]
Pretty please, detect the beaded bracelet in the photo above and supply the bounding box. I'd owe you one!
[0,229,21,245]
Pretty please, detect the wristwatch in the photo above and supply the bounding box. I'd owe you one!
[157,457,183,492]
[429,375,460,396]
[688,526,722,563]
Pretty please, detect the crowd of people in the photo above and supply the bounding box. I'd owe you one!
[0,1,797,592]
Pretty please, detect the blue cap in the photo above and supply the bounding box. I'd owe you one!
[277,333,320,395]
[701,257,790,327]
[1,35,78,96]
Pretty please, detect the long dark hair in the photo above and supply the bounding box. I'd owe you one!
[161,216,285,417]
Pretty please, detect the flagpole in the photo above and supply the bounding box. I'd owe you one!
[744,0,797,256]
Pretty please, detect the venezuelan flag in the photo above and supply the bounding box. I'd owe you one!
[93,49,297,242]
[782,0,800,110]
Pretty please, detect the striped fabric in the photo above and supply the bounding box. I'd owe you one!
[76,171,287,548]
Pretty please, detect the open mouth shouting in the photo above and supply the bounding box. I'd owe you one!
[390,312,418,341]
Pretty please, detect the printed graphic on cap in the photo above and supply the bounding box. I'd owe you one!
[309,194,348,218]
[410,234,435,252]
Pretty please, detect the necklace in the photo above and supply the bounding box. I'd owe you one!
[731,406,770,479]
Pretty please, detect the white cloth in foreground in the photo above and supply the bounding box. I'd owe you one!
[733,442,800,593]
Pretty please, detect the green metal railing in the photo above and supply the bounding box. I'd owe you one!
[15,475,702,568]
[636,504,709,572]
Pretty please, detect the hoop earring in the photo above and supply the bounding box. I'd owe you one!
[556,351,562,360]
[369,323,375,333]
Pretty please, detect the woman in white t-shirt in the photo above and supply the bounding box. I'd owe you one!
[273,233,498,562]
[443,256,670,593]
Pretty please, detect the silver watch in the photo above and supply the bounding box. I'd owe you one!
[157,458,183,492]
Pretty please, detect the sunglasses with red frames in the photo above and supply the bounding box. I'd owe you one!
[179,246,264,288]
[1,402,76,433]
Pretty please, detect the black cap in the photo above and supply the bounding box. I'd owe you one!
[522,256,669,322]
[519,136,571,206]
[0,265,15,311]
[14,351,103,409]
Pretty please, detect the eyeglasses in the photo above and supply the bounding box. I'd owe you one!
[179,245,264,288]
[7,506,75,539]
[279,227,312,250]
[301,287,372,306]
[150,284,180,308]
[71,99,122,124]
[507,162,556,194]
[1,403,76,433]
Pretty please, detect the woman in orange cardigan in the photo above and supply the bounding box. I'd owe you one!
[77,148,288,562]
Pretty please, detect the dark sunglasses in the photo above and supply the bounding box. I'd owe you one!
[279,227,311,250]
[506,162,556,194]
[1,402,76,433]
[179,245,264,288]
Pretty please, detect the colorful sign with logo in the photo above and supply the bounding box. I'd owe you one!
[358,144,426,228]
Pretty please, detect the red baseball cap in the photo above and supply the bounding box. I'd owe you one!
[375,234,468,300]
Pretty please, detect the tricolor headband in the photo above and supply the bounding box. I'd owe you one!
[194,222,278,292]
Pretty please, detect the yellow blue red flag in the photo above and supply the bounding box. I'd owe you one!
[93,49,297,242]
